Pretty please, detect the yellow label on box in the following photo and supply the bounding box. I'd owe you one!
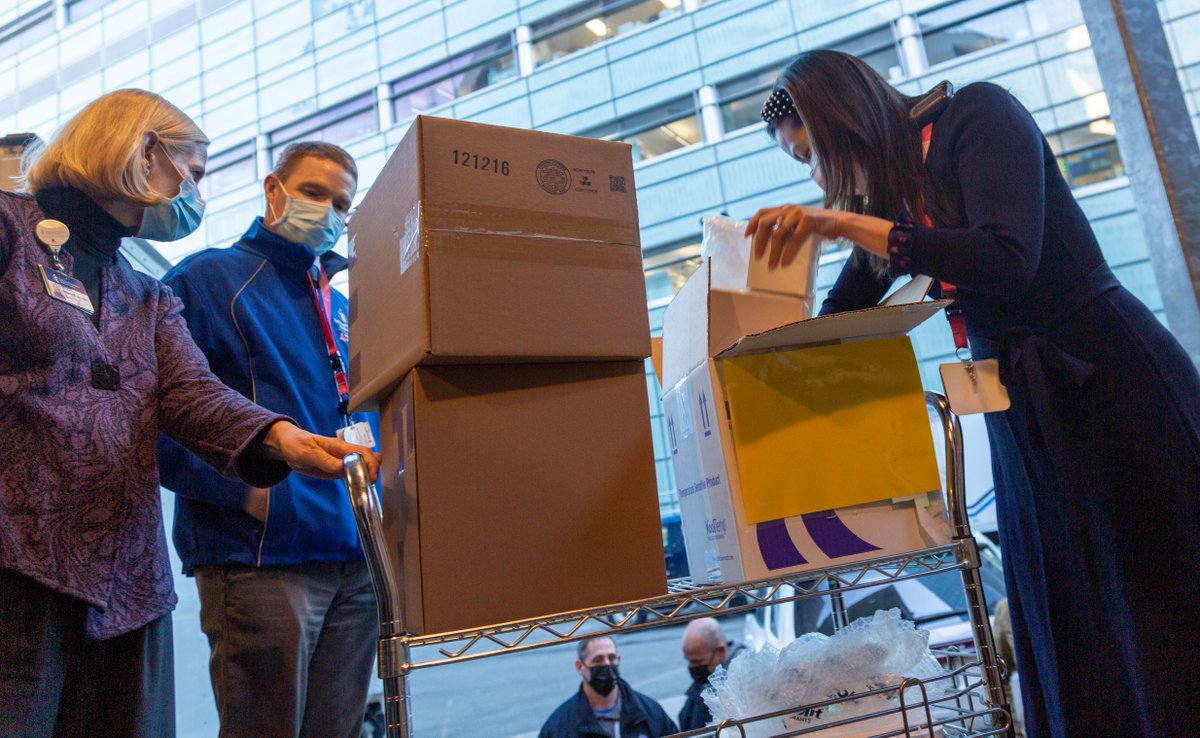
[721,336,940,523]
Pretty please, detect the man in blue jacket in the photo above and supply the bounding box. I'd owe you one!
[158,141,377,738]
[539,636,678,738]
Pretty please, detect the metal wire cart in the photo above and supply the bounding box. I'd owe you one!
[341,391,1013,738]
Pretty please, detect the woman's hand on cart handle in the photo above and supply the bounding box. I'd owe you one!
[261,420,382,481]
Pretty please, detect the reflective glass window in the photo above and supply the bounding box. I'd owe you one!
[921,0,1036,68]
[717,67,776,133]
[270,92,378,158]
[200,141,257,200]
[390,38,516,122]
[642,241,701,303]
[1046,117,1124,188]
[832,26,903,81]
[531,0,683,68]
[583,96,700,162]
[67,0,109,24]
[0,11,53,59]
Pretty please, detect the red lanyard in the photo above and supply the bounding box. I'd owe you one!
[920,123,969,354]
[306,266,351,419]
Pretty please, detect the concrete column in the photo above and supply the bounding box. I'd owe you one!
[894,15,927,77]
[255,133,271,177]
[515,24,535,77]
[1078,0,1200,365]
[376,82,393,130]
[697,84,723,144]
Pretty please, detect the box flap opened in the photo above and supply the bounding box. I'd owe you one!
[721,335,941,522]
[718,300,951,358]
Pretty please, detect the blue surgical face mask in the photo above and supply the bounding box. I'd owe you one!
[268,183,346,257]
[136,144,206,242]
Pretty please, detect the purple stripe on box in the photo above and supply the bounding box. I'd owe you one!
[802,510,882,558]
[756,519,808,569]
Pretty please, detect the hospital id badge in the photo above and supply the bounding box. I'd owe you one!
[337,421,375,448]
[39,264,94,315]
[940,359,1010,415]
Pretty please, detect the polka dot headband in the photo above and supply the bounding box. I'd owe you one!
[760,88,797,125]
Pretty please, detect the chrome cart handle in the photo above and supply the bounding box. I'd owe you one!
[343,452,405,636]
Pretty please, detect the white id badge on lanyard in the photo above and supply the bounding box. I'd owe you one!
[939,359,1011,415]
[337,421,376,448]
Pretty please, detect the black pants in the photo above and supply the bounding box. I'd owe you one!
[0,569,175,738]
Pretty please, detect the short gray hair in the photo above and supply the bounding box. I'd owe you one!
[576,635,616,662]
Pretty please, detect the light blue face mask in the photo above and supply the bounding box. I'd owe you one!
[136,145,206,242]
[268,184,346,257]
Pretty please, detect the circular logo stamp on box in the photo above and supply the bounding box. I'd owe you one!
[535,159,571,195]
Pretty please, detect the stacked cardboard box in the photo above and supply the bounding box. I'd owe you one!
[348,116,667,635]
[661,259,953,585]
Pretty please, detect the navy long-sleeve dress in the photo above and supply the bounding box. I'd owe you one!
[820,82,1200,737]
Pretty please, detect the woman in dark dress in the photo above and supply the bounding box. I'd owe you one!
[746,50,1200,737]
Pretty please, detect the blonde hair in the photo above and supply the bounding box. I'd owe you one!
[23,88,208,205]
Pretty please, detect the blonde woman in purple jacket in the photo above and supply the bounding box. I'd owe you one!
[0,89,380,738]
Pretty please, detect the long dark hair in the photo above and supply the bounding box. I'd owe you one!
[767,50,930,226]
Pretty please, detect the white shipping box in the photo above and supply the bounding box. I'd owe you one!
[662,260,952,584]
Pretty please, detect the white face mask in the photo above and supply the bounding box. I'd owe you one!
[267,183,346,257]
[137,145,206,242]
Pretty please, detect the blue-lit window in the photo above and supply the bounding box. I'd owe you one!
[531,0,683,68]
[717,67,777,134]
[919,0,1082,68]
[641,241,701,519]
[582,96,700,163]
[67,0,109,23]
[832,26,904,82]
[1048,117,1125,188]
[389,38,517,122]
[0,9,53,58]
[199,141,257,200]
[269,92,377,159]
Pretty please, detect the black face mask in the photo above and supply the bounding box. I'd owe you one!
[586,663,619,696]
[688,664,711,683]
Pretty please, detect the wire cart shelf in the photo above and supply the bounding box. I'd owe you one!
[342,391,1013,737]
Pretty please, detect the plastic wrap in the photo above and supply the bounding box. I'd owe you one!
[700,214,754,291]
[703,609,951,736]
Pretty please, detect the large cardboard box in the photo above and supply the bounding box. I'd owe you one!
[662,261,951,584]
[377,361,667,634]
[347,115,651,410]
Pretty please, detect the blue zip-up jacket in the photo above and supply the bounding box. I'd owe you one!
[157,218,377,575]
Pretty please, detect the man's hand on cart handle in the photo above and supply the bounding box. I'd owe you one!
[261,420,382,481]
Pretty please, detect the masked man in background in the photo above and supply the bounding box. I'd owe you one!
[539,635,678,738]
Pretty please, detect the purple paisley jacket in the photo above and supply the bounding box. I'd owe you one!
[0,190,291,639]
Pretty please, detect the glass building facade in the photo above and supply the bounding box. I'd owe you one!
[5,0,1200,731]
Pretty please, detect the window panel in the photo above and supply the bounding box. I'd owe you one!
[717,66,777,133]
[1047,117,1125,188]
[922,2,1032,67]
[0,12,53,60]
[67,0,109,24]
[532,0,682,68]
[270,92,378,157]
[200,141,258,200]
[390,38,517,122]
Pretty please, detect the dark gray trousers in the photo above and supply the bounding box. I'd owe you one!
[0,568,175,738]
[194,560,378,738]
